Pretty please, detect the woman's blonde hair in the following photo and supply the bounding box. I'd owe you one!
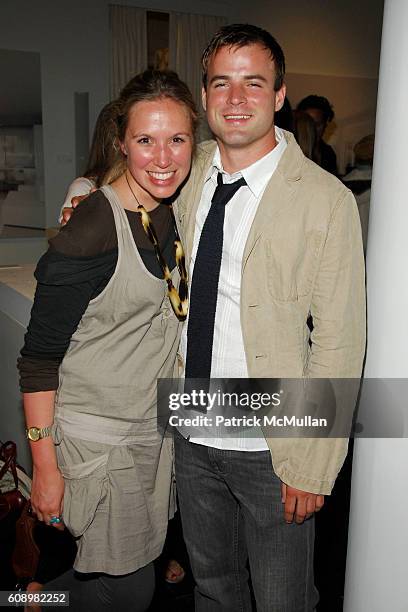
[293,110,321,164]
[84,100,122,187]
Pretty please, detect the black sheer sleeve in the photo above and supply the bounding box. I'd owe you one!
[18,191,118,392]
[50,189,117,256]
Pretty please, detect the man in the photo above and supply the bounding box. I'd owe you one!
[173,24,365,611]
[297,94,338,175]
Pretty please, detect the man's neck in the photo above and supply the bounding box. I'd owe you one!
[217,131,278,174]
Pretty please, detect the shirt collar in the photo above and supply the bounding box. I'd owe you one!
[205,126,287,198]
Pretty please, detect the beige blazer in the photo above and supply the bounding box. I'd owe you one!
[175,130,366,495]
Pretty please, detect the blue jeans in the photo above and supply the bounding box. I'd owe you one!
[174,432,319,612]
[46,564,154,611]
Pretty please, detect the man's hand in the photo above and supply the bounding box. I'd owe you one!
[281,482,324,524]
[61,206,75,225]
[60,189,96,226]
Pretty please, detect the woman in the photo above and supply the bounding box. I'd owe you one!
[293,109,321,165]
[18,70,197,611]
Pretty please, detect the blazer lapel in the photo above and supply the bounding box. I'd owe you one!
[242,132,304,271]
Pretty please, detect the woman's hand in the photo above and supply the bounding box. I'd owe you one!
[31,465,65,530]
[23,391,64,529]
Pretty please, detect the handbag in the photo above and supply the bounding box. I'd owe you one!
[0,441,76,584]
[12,501,40,580]
[0,440,39,586]
[0,441,27,520]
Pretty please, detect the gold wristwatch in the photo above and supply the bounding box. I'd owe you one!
[26,426,52,442]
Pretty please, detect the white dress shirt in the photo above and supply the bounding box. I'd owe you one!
[180,127,287,450]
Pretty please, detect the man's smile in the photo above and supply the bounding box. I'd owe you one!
[224,114,252,121]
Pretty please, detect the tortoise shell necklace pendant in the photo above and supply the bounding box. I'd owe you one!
[125,171,188,321]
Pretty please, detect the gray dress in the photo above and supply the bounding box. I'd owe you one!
[53,185,181,575]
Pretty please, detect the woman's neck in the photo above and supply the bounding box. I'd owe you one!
[112,171,161,212]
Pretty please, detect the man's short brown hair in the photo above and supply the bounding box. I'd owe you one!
[202,23,286,91]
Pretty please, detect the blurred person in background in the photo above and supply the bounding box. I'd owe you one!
[274,96,294,132]
[342,134,374,253]
[292,109,320,164]
[297,94,338,175]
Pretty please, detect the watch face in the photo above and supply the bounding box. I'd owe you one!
[28,427,40,441]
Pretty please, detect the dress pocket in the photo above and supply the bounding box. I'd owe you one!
[265,230,324,301]
[60,454,109,538]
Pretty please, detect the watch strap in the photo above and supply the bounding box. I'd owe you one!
[26,425,52,441]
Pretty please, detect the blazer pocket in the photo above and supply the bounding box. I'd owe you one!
[265,230,324,301]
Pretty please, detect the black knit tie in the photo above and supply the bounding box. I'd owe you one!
[185,172,247,379]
